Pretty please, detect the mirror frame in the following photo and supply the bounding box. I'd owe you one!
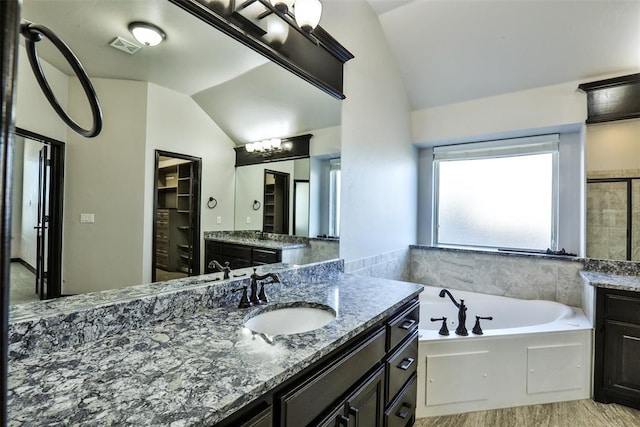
[169,0,353,100]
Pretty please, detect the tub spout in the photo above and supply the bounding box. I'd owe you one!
[439,289,468,336]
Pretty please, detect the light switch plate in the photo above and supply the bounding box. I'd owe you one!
[80,213,95,223]
[217,216,222,224]
[246,216,251,224]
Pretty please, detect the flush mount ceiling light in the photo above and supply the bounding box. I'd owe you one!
[128,21,166,47]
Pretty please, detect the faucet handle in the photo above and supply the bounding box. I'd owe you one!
[232,286,251,308]
[257,282,268,303]
[430,317,449,336]
[472,316,493,335]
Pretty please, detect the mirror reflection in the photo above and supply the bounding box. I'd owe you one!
[10,0,341,305]
[586,118,640,261]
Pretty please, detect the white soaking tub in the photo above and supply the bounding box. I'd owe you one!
[416,286,593,418]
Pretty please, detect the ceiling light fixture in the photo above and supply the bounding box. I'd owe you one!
[128,21,166,47]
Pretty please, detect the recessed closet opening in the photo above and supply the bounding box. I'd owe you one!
[152,150,201,282]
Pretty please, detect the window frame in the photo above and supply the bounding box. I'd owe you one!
[432,135,560,252]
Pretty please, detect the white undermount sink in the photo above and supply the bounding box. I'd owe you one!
[244,303,336,335]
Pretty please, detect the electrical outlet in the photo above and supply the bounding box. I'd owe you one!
[217,216,222,224]
[80,213,95,223]
[246,216,251,224]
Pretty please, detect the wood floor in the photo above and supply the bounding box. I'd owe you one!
[414,400,640,427]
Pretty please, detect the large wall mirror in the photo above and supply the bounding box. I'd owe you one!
[586,118,640,261]
[10,0,341,305]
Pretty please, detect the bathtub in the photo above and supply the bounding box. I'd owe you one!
[416,286,593,418]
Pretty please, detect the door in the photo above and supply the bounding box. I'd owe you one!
[35,145,49,299]
[293,180,309,236]
[263,170,290,234]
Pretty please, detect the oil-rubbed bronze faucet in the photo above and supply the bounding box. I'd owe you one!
[249,268,280,304]
[208,260,231,279]
[439,289,468,336]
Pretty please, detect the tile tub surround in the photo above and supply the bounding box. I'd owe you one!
[7,272,423,425]
[8,260,343,361]
[409,246,585,307]
[344,248,411,282]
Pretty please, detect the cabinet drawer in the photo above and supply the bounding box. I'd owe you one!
[239,406,272,427]
[224,244,252,260]
[206,240,223,256]
[278,327,387,426]
[605,293,640,324]
[253,248,280,263]
[386,330,418,404]
[387,301,419,352]
[385,374,417,427]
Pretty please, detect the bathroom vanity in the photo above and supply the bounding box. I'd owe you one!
[584,271,640,410]
[7,261,422,425]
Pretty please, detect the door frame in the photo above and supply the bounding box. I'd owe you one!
[152,150,202,282]
[263,169,290,234]
[14,127,65,300]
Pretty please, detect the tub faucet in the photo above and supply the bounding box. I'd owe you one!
[439,289,468,336]
[250,268,280,304]
[208,260,231,279]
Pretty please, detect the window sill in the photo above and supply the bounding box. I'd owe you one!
[410,244,583,262]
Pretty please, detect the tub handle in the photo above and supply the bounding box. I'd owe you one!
[399,319,416,330]
[397,357,415,371]
[396,402,413,420]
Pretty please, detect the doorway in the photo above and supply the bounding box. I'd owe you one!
[10,128,64,303]
[152,150,201,282]
[263,170,290,234]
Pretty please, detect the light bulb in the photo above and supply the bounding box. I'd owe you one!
[295,0,322,32]
[263,14,289,47]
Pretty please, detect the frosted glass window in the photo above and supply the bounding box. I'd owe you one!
[435,153,557,250]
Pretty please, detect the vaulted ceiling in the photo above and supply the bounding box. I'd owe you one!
[21,0,640,145]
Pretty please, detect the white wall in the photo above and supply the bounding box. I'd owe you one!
[15,45,68,141]
[586,118,640,173]
[310,125,341,157]
[144,83,237,281]
[412,81,587,145]
[63,78,148,294]
[322,0,417,262]
[234,160,297,232]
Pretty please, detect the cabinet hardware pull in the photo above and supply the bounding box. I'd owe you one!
[396,402,412,419]
[336,415,349,426]
[349,406,359,422]
[397,357,415,371]
[399,319,416,330]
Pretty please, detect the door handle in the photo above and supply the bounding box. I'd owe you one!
[336,415,349,426]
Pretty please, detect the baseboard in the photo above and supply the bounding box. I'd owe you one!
[10,258,36,274]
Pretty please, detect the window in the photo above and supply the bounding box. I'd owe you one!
[433,135,559,251]
[329,158,341,237]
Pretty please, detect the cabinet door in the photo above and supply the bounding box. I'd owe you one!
[345,365,385,427]
[603,320,640,404]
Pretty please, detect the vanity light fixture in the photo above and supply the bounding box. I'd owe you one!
[294,0,322,32]
[128,21,166,47]
[245,138,287,153]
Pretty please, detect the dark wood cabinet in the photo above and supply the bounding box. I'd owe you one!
[205,240,282,272]
[214,299,420,427]
[595,287,640,409]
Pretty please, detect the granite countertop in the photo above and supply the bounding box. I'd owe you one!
[580,270,640,292]
[8,274,423,426]
[205,235,308,250]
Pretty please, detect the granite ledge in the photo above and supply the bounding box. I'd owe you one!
[204,236,308,250]
[411,244,584,262]
[580,271,640,292]
[7,274,423,426]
